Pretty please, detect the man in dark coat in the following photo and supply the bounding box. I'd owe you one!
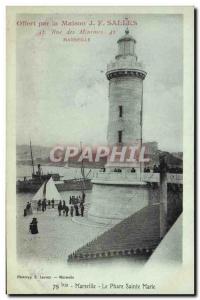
[51,199,55,208]
[62,200,66,215]
[65,205,69,217]
[42,199,45,212]
[74,204,79,216]
[80,203,84,217]
[26,202,30,210]
[37,199,41,211]
[70,205,74,217]
[58,200,62,216]
[82,192,86,203]
[44,198,47,211]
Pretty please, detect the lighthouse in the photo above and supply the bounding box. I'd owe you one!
[88,30,149,225]
[106,28,147,170]
[107,28,146,146]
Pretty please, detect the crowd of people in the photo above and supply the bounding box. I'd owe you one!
[144,165,183,174]
[103,164,183,174]
[144,165,160,173]
[31,192,86,218]
[57,200,85,217]
[24,191,86,217]
[57,193,86,217]
[36,199,55,211]
[27,193,86,234]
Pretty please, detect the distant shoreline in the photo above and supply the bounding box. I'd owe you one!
[16,160,104,169]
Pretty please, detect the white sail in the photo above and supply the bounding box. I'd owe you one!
[32,177,62,203]
[32,182,45,201]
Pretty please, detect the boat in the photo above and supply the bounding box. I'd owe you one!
[16,141,92,193]
[32,177,62,204]
[17,141,62,193]
[55,177,92,191]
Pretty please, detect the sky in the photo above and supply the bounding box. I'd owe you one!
[16,13,183,152]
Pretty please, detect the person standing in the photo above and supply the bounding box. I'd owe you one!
[62,200,66,215]
[74,204,79,216]
[58,200,62,216]
[70,205,74,217]
[29,218,39,234]
[42,199,45,212]
[26,202,30,210]
[44,198,47,211]
[29,203,33,215]
[65,205,69,217]
[37,199,41,211]
[24,208,27,217]
[48,200,51,208]
[26,202,32,215]
[82,192,86,203]
[80,203,84,217]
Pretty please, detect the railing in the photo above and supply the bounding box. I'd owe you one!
[94,170,183,184]
[94,170,160,183]
[107,60,144,72]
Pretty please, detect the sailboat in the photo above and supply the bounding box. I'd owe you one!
[32,177,62,205]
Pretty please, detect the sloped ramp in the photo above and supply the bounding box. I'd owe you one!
[146,214,182,265]
[68,204,161,262]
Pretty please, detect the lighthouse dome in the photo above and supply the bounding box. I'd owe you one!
[116,28,136,59]
[117,28,136,44]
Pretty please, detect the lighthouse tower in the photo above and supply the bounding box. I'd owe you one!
[88,30,149,225]
[107,28,146,145]
[106,28,147,170]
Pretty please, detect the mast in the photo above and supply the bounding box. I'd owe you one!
[43,180,47,199]
[30,140,35,175]
[80,141,86,192]
[140,82,143,181]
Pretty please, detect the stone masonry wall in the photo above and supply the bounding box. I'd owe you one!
[107,76,143,145]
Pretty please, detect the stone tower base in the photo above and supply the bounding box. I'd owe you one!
[87,182,149,225]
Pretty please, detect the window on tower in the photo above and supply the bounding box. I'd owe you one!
[124,41,130,55]
[118,130,122,143]
[119,105,123,118]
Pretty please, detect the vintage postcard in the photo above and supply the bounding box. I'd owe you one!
[6,6,195,295]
